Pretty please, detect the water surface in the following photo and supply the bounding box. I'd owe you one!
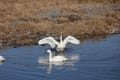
[0,34,120,80]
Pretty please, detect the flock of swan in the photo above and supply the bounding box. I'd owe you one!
[0,33,80,63]
[38,33,80,62]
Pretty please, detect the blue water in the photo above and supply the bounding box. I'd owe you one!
[0,34,120,80]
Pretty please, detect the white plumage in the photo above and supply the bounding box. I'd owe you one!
[0,56,5,62]
[38,33,80,51]
[47,49,67,62]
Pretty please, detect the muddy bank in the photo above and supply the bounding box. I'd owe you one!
[0,0,120,48]
[0,32,119,48]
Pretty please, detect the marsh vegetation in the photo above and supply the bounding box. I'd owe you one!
[0,0,120,47]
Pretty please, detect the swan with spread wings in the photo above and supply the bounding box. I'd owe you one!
[38,33,80,51]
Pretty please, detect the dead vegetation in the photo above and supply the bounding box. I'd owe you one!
[0,0,120,47]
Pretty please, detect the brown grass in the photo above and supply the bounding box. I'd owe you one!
[0,0,120,47]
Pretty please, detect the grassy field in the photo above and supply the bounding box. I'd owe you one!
[0,0,120,47]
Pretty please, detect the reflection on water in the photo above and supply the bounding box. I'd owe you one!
[0,34,120,80]
[0,62,4,66]
[38,51,80,74]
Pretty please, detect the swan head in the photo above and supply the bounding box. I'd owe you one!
[47,49,52,53]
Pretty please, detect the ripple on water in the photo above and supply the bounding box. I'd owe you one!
[0,34,120,80]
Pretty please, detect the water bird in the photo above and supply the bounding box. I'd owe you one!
[38,50,80,74]
[0,56,6,62]
[38,33,80,51]
[47,49,67,62]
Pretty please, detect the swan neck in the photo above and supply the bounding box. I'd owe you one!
[49,51,52,61]
[60,32,63,44]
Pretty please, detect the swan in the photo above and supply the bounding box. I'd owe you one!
[0,56,6,62]
[47,49,67,62]
[38,33,80,51]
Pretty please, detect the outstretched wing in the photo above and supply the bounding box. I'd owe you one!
[38,37,59,48]
[63,36,80,45]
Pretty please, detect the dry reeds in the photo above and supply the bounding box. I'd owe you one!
[0,0,120,46]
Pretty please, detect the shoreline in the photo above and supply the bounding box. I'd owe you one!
[0,0,120,48]
[0,33,119,48]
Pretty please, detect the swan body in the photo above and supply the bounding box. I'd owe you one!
[47,50,67,62]
[38,33,80,51]
[0,56,5,62]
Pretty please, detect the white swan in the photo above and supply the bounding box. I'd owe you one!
[0,56,6,62]
[38,33,80,51]
[47,49,67,62]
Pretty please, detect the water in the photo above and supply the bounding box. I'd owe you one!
[0,34,120,80]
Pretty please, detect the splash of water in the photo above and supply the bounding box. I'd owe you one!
[69,54,80,61]
[38,53,80,74]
